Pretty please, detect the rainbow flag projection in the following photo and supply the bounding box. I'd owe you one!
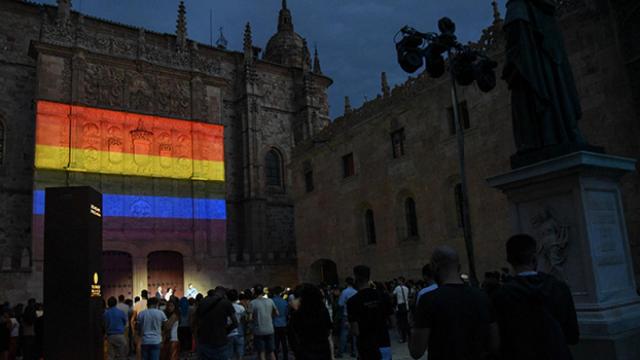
[33,100,226,242]
[35,100,224,181]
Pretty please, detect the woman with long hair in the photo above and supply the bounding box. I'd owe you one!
[176,297,191,354]
[288,284,333,360]
[160,299,180,360]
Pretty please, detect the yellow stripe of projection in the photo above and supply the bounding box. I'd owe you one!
[35,144,225,181]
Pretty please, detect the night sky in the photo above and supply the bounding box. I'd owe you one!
[34,0,507,119]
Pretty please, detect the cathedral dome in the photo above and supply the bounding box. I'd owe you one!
[263,0,311,69]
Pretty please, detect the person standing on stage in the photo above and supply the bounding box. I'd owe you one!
[164,288,173,302]
[186,284,198,299]
[156,287,164,301]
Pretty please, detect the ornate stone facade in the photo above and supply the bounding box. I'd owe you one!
[0,0,331,301]
[291,1,640,285]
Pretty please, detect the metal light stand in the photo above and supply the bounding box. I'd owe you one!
[395,20,496,287]
[448,49,478,287]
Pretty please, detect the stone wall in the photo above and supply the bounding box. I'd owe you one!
[0,0,328,302]
[0,1,40,276]
[291,1,640,285]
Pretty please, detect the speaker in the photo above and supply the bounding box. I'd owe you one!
[43,186,103,360]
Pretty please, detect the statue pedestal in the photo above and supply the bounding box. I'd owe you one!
[488,151,640,360]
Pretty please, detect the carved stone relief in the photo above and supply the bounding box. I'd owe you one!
[156,77,190,118]
[531,207,570,281]
[84,63,125,108]
[127,71,154,113]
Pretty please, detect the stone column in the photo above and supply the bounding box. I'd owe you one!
[488,151,640,360]
[131,256,148,297]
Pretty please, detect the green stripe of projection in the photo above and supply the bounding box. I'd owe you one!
[34,169,225,199]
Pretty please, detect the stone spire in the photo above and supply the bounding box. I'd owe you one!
[243,22,254,63]
[381,72,390,98]
[344,96,352,115]
[491,0,502,23]
[216,27,228,49]
[56,0,72,24]
[176,0,188,49]
[313,45,322,74]
[278,0,294,32]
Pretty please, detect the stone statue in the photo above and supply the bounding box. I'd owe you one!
[503,0,594,167]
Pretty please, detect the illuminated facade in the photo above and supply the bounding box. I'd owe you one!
[0,0,331,301]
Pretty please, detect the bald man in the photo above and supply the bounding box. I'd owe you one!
[409,246,499,360]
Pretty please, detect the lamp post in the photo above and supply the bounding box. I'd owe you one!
[395,18,497,287]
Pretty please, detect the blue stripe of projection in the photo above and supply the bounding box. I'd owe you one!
[32,190,226,220]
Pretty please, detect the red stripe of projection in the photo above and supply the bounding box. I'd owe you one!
[35,100,224,162]
[32,215,225,247]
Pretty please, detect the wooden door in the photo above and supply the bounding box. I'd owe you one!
[147,251,184,298]
[102,251,133,300]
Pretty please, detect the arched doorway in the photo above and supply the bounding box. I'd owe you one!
[309,259,339,285]
[102,251,133,300]
[147,251,184,298]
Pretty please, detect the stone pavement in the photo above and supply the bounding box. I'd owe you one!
[167,332,423,360]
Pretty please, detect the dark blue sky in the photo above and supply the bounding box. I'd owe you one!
[35,0,506,119]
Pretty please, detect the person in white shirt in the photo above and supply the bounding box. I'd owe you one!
[164,288,174,302]
[392,277,411,343]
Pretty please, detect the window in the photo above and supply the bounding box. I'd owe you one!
[265,149,283,187]
[447,101,470,135]
[303,161,314,192]
[304,170,314,192]
[365,209,377,245]
[391,128,405,158]
[454,183,465,229]
[342,153,355,178]
[0,121,4,165]
[405,198,419,237]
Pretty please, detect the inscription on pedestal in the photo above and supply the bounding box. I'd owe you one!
[585,189,630,294]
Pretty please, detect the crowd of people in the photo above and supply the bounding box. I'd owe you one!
[1,233,579,360]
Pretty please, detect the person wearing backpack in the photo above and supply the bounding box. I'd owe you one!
[493,234,579,360]
[392,277,410,343]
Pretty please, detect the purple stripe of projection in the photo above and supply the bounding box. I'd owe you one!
[32,215,227,243]
[33,190,226,220]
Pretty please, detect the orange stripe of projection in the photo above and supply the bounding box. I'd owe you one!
[35,100,224,162]
[35,145,224,181]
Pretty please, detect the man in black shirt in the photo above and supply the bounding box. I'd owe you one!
[492,234,579,360]
[347,265,394,360]
[409,246,499,360]
[195,287,238,360]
